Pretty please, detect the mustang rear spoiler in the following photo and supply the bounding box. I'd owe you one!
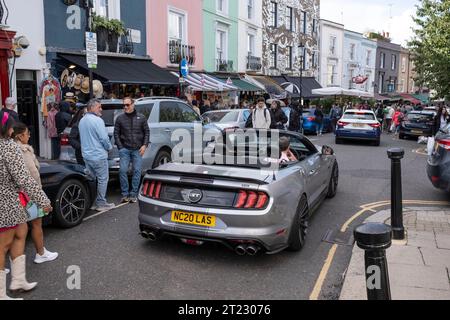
[146,169,270,185]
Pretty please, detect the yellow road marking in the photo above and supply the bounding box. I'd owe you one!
[309,199,450,300]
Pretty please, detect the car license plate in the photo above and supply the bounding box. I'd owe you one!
[352,123,365,128]
[412,130,423,134]
[171,211,216,227]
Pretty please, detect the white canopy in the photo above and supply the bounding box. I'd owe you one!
[312,87,374,98]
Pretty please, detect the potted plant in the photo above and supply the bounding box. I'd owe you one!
[91,14,109,52]
[107,19,127,53]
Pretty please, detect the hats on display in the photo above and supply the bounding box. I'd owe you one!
[64,92,78,102]
[74,74,84,90]
[67,72,77,89]
[80,77,90,94]
[60,69,70,88]
[92,80,104,98]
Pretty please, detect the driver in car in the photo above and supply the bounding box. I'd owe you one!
[279,137,298,163]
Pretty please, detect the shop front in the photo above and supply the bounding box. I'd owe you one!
[0,29,16,106]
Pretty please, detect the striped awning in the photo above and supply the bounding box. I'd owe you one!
[171,72,238,92]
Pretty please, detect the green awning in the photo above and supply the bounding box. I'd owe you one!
[412,94,430,104]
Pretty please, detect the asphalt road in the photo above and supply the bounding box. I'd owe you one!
[17,132,449,300]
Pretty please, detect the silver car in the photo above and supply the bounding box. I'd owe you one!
[202,109,251,130]
[60,97,207,172]
[138,129,339,255]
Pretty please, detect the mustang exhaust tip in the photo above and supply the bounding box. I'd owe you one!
[246,245,260,256]
[140,230,158,241]
[235,245,247,256]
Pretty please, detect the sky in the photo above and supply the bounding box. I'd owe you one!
[320,0,420,46]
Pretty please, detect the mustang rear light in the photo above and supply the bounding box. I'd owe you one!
[235,190,269,209]
[141,180,163,199]
[436,139,450,150]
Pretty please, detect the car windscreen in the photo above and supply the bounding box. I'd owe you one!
[342,112,376,121]
[406,113,434,122]
[204,111,239,123]
[101,104,124,126]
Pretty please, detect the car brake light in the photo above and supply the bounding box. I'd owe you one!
[437,139,450,150]
[142,180,164,199]
[142,181,149,196]
[338,121,349,127]
[308,117,316,122]
[255,192,269,209]
[148,181,156,197]
[235,191,248,208]
[431,176,440,183]
[245,191,258,208]
[235,190,269,209]
[154,182,162,199]
[60,134,69,146]
[370,123,381,128]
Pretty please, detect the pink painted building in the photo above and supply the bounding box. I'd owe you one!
[147,0,204,71]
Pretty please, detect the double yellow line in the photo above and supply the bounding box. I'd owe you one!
[309,199,450,300]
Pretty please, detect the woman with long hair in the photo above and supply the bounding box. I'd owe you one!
[0,111,52,300]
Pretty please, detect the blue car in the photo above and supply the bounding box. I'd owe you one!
[282,107,331,134]
[335,109,382,146]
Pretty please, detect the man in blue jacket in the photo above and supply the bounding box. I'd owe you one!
[79,99,114,211]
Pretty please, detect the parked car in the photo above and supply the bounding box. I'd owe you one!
[427,123,450,192]
[40,160,96,228]
[399,111,436,140]
[138,129,339,255]
[281,107,332,133]
[335,109,381,146]
[202,109,251,130]
[60,97,209,173]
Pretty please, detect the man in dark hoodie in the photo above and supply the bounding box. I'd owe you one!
[114,97,150,204]
[55,101,73,136]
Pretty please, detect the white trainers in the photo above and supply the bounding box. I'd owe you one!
[4,269,9,275]
[34,248,59,264]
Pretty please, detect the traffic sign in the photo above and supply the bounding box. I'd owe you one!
[86,32,98,69]
[180,58,189,78]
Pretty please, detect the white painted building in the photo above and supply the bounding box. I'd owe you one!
[6,0,49,158]
[343,29,377,96]
[318,19,344,88]
[237,0,263,74]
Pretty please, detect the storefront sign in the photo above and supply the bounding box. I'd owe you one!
[86,32,98,69]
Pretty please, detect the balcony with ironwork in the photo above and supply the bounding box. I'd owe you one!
[247,55,262,72]
[0,0,9,26]
[168,40,196,66]
[216,59,234,72]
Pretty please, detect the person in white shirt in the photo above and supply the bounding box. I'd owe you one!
[252,98,272,129]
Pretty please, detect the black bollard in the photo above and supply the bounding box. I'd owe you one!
[354,223,392,300]
[387,148,405,240]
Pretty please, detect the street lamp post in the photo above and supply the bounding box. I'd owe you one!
[83,0,94,100]
[299,42,304,134]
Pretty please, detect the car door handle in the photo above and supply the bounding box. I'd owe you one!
[165,129,172,133]
[309,170,316,176]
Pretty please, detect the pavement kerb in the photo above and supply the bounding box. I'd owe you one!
[310,200,450,301]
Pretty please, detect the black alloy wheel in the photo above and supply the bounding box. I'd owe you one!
[288,195,310,252]
[153,150,172,169]
[53,179,88,228]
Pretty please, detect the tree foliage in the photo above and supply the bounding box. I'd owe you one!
[408,0,450,100]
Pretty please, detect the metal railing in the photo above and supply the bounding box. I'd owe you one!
[216,59,234,72]
[247,55,262,71]
[0,0,9,26]
[169,40,196,65]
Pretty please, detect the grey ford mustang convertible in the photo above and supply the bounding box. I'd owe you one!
[138,129,339,255]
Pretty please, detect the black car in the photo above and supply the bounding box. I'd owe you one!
[427,124,450,192]
[40,160,96,228]
[399,111,436,140]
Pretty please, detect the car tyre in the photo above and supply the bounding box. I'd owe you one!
[287,195,309,252]
[53,179,89,229]
[373,139,381,147]
[326,162,339,199]
[152,150,172,169]
[399,133,405,140]
[335,137,342,144]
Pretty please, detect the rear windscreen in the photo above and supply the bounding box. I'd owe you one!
[406,113,434,122]
[342,112,376,120]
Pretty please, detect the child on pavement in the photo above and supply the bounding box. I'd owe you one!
[12,122,59,264]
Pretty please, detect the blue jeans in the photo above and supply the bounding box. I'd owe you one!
[316,122,324,134]
[85,159,109,207]
[119,148,143,198]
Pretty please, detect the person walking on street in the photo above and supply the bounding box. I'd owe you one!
[2,98,20,123]
[385,105,394,133]
[330,104,342,133]
[79,99,114,212]
[0,110,52,300]
[250,98,272,129]
[114,97,150,204]
[269,101,288,130]
[435,104,449,135]
[392,107,404,135]
[375,104,384,128]
[68,106,87,166]
[288,101,301,132]
[55,101,73,137]
[314,106,325,136]
[12,122,58,264]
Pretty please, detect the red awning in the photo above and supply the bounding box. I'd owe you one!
[399,94,421,105]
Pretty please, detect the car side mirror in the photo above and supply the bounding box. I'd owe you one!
[322,145,334,156]
[202,117,210,125]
